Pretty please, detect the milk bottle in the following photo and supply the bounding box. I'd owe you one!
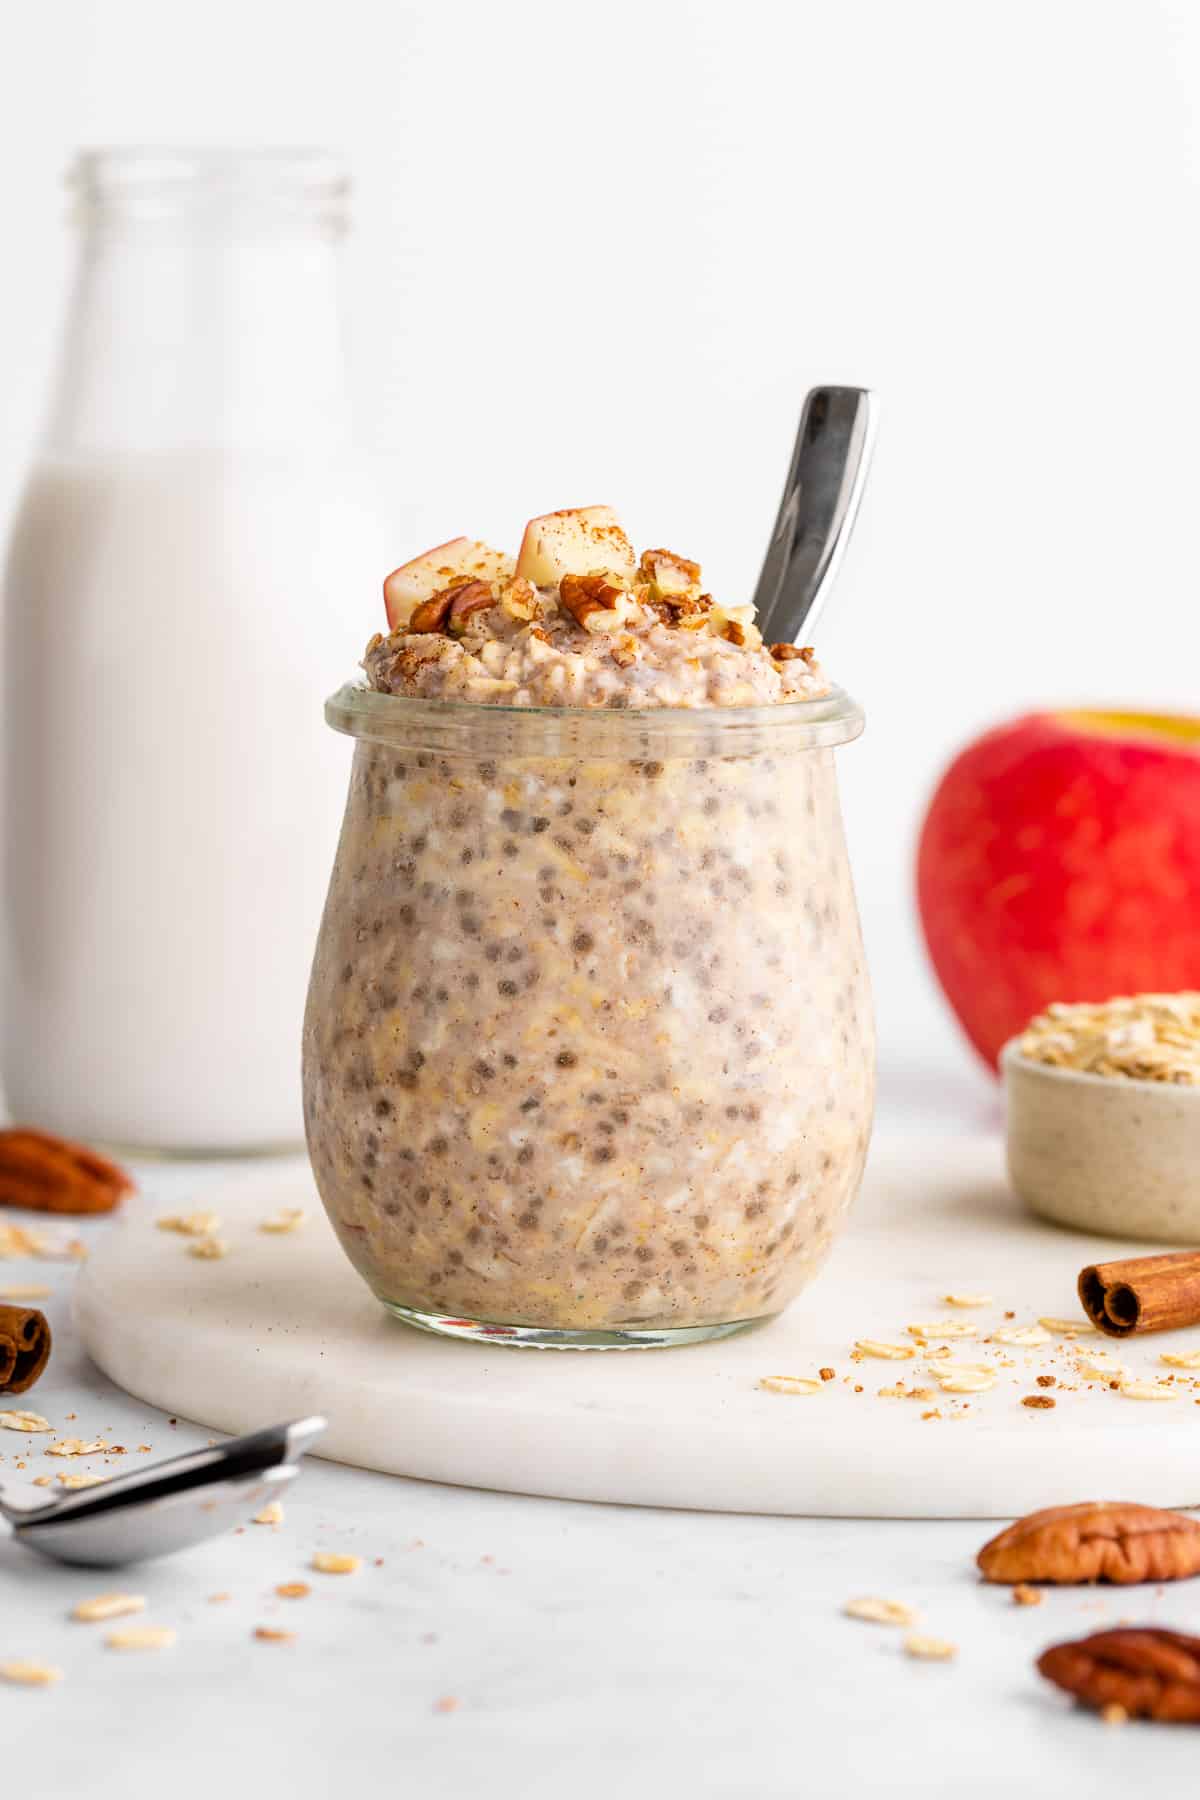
[2,151,388,1150]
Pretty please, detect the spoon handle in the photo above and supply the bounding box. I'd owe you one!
[751,386,877,648]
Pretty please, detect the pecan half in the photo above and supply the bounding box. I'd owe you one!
[445,580,496,637]
[978,1501,1200,1585]
[769,643,816,663]
[1037,1627,1200,1722]
[559,573,630,633]
[0,1130,133,1215]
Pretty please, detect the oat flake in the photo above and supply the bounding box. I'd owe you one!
[1,1660,63,1686]
[72,1593,145,1623]
[989,1325,1051,1348]
[854,1340,915,1361]
[253,1501,285,1525]
[0,1411,52,1434]
[1161,1350,1200,1370]
[941,1294,993,1308]
[260,1209,306,1234]
[312,1551,361,1574]
[903,1634,957,1662]
[844,1596,916,1626]
[937,1369,996,1394]
[106,1626,176,1651]
[758,1375,821,1395]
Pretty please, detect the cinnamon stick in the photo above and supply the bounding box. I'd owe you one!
[0,1303,51,1395]
[1078,1251,1200,1338]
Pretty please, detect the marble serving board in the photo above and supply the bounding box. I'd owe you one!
[74,1134,1200,1519]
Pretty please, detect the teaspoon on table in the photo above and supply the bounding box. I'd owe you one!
[0,1415,326,1567]
[751,385,877,648]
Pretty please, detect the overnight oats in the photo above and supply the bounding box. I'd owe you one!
[303,507,874,1346]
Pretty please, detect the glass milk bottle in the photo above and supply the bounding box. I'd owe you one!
[1,150,388,1152]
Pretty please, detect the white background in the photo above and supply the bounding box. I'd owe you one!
[5,0,1200,1113]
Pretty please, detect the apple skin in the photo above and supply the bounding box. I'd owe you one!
[916,710,1200,1069]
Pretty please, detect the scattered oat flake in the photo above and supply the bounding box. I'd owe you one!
[105,1626,176,1651]
[1013,1584,1043,1607]
[46,1438,107,1457]
[938,1369,996,1394]
[1102,1702,1130,1726]
[1077,1358,1126,1381]
[989,1325,1051,1347]
[254,1627,295,1643]
[260,1209,305,1234]
[1,1660,63,1686]
[72,1593,145,1623]
[1161,1350,1200,1370]
[941,1294,993,1307]
[0,1284,52,1300]
[434,1696,460,1714]
[187,1237,230,1260]
[758,1375,820,1395]
[208,1594,231,1604]
[276,1582,310,1599]
[157,1211,221,1236]
[908,1320,978,1340]
[903,1634,957,1662]
[854,1340,915,1360]
[1038,1316,1096,1336]
[1119,1381,1178,1401]
[312,1552,361,1574]
[32,1475,52,1488]
[253,1501,285,1526]
[0,1411,52,1434]
[844,1596,916,1626]
[58,1472,106,1489]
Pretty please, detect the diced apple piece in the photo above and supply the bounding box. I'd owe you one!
[515,507,636,589]
[383,538,513,631]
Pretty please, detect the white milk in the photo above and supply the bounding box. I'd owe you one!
[2,448,386,1149]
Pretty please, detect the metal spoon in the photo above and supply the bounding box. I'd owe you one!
[1,1416,326,1567]
[752,385,877,648]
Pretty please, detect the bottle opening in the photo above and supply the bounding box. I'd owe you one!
[69,148,349,237]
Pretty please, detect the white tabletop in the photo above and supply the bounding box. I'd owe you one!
[4,1067,1197,1796]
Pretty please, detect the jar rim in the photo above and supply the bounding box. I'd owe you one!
[325,679,865,757]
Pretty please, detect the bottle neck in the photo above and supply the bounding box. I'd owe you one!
[43,151,354,457]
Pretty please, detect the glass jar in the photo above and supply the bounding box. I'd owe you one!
[303,683,874,1347]
[2,150,388,1152]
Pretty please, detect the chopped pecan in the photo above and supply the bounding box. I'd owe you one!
[610,640,638,669]
[769,643,816,663]
[0,1130,133,1215]
[722,620,746,647]
[1037,1627,1200,1722]
[559,573,630,633]
[639,547,701,595]
[445,580,496,637]
[407,587,457,634]
[500,577,541,623]
[978,1502,1200,1585]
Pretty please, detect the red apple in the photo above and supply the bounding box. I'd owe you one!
[916,709,1200,1069]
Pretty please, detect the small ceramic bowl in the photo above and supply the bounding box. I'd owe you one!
[1002,1039,1200,1243]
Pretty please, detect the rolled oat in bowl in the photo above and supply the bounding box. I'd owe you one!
[302,507,875,1348]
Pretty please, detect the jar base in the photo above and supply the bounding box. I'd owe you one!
[380,1300,760,1350]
